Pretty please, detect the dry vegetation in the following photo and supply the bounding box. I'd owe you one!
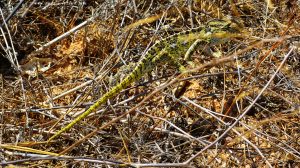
[0,0,299,167]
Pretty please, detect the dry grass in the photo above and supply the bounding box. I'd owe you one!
[0,0,299,167]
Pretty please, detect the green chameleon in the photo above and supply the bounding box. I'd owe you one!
[48,19,242,141]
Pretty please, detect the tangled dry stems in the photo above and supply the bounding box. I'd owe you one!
[0,0,299,167]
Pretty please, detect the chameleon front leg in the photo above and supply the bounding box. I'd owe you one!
[167,39,207,101]
[183,39,209,70]
[168,39,207,73]
[168,39,208,73]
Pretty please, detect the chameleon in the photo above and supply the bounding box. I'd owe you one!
[48,19,243,141]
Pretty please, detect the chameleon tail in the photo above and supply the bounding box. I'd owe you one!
[48,68,142,141]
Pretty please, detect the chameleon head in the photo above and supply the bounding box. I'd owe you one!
[207,18,243,33]
[206,18,243,44]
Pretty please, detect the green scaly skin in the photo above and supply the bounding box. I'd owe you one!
[48,19,242,141]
